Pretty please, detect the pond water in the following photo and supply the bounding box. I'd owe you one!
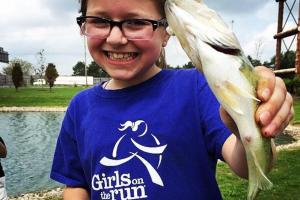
[0,112,64,196]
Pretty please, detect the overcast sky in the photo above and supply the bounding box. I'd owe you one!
[0,0,298,75]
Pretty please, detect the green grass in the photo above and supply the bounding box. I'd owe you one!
[217,147,300,200]
[0,86,86,107]
[293,97,300,123]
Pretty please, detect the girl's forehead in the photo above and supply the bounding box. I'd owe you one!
[86,0,164,18]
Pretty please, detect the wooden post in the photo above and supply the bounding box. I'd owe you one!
[296,0,300,74]
[275,0,286,70]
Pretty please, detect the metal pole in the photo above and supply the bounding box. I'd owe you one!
[84,36,88,86]
[295,0,300,74]
[275,0,285,70]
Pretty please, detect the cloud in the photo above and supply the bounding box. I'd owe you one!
[43,0,79,14]
[207,0,270,15]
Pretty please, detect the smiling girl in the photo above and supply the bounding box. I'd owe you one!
[50,0,294,199]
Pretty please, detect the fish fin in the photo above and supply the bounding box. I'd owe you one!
[213,83,244,115]
[239,60,260,88]
[191,2,241,51]
[166,27,175,36]
[224,81,260,102]
[268,139,277,172]
[247,149,273,200]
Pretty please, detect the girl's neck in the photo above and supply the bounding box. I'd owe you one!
[104,66,161,90]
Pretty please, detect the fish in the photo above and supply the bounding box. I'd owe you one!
[164,0,276,199]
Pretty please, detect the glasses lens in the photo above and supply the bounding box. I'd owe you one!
[82,17,110,39]
[123,19,153,40]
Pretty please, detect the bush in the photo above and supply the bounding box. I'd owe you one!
[282,76,300,95]
[283,78,293,93]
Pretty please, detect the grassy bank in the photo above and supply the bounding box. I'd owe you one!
[217,146,300,200]
[0,86,86,107]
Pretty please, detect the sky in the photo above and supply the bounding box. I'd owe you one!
[0,0,298,75]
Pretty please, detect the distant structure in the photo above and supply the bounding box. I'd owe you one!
[274,0,300,74]
[0,47,9,63]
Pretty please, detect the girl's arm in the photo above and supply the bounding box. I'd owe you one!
[222,134,248,178]
[63,187,89,200]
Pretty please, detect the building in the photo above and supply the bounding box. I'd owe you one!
[0,47,9,63]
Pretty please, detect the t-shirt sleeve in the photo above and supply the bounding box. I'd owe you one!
[50,105,88,188]
[196,73,231,161]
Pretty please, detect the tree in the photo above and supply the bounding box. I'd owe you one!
[264,50,295,70]
[99,68,110,78]
[45,63,59,91]
[30,75,34,85]
[2,58,34,76]
[254,38,264,61]
[35,49,46,79]
[72,61,86,76]
[87,61,101,77]
[182,61,195,69]
[12,62,23,91]
[281,50,295,69]
[247,55,262,67]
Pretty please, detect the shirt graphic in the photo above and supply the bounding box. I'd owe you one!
[93,120,167,199]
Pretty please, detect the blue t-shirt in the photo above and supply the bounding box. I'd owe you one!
[51,69,231,200]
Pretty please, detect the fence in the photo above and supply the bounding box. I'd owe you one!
[0,75,109,87]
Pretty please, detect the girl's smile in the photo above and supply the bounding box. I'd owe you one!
[104,51,139,64]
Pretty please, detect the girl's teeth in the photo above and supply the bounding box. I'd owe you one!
[108,52,135,61]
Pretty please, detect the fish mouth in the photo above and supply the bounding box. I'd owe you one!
[205,42,241,56]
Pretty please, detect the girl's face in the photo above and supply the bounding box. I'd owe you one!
[86,0,169,88]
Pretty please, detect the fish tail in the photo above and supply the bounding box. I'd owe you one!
[247,174,272,200]
[247,149,273,200]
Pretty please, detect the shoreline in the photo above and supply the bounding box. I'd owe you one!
[0,106,67,112]
[8,188,63,200]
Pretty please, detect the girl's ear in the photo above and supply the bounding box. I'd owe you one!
[162,31,170,47]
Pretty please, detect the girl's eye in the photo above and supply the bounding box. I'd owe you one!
[126,19,149,26]
[87,18,109,28]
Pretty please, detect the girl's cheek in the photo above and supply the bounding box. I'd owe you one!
[87,38,105,50]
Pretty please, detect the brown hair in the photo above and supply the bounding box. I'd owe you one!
[78,0,168,69]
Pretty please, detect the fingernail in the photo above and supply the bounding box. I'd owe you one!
[262,88,270,100]
[264,124,276,137]
[260,112,271,125]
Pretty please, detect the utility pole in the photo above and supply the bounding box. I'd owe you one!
[83,36,88,87]
[295,0,300,73]
[274,0,286,70]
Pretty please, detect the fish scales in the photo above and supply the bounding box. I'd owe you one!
[164,0,275,199]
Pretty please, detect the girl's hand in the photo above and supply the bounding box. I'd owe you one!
[255,66,294,137]
[220,66,294,138]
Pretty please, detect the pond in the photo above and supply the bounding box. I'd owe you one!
[0,112,64,196]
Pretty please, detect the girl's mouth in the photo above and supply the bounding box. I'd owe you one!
[104,51,138,61]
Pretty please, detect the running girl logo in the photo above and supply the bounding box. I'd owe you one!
[92,120,168,200]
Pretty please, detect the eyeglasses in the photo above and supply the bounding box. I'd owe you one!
[76,16,168,40]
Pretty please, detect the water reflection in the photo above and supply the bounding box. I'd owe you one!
[0,112,64,196]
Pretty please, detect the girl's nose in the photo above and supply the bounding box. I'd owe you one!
[106,26,128,45]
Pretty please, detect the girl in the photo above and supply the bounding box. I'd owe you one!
[51,0,294,199]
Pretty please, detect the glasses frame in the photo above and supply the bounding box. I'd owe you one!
[76,16,168,39]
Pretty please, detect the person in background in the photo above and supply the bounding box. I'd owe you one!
[0,137,7,200]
